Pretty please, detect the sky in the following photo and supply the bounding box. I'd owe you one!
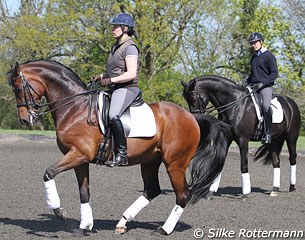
[5,0,20,14]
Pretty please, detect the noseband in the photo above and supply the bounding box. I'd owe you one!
[11,69,100,126]
[189,89,206,114]
[189,83,254,116]
[11,71,42,124]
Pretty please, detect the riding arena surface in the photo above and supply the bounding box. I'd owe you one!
[1,136,305,240]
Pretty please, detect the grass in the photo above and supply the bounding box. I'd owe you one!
[0,129,56,136]
[0,129,304,150]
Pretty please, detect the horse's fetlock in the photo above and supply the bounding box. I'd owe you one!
[43,170,54,181]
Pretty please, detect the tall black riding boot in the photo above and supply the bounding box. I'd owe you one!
[105,115,128,167]
[263,108,272,144]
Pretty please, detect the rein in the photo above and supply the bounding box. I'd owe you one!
[12,70,100,125]
[193,84,254,116]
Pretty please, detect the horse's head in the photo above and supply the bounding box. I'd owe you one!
[8,62,44,126]
[181,79,208,114]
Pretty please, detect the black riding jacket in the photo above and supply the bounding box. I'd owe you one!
[247,50,278,87]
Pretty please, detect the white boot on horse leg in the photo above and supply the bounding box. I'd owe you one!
[289,164,296,192]
[115,196,150,234]
[270,168,280,197]
[206,173,222,199]
[80,202,94,231]
[44,179,66,220]
[158,205,184,235]
[242,173,251,196]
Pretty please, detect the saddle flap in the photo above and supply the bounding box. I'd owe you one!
[247,87,283,123]
[97,92,156,137]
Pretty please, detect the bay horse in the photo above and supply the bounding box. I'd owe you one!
[182,75,301,197]
[8,60,232,236]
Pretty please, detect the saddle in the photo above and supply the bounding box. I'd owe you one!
[95,90,156,165]
[246,86,283,141]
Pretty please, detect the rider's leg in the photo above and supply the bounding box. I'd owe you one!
[260,87,273,144]
[105,87,139,167]
[109,115,128,166]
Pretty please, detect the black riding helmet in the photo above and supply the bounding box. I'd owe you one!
[248,32,264,43]
[111,13,135,36]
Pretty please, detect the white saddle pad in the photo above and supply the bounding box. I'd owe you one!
[247,87,283,123]
[98,92,156,137]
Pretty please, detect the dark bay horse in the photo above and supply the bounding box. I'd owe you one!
[182,75,301,197]
[8,60,232,236]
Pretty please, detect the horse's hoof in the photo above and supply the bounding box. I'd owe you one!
[154,227,168,235]
[115,226,127,234]
[72,228,92,237]
[240,194,248,201]
[53,207,67,221]
[204,191,215,200]
[289,185,296,192]
[270,187,279,197]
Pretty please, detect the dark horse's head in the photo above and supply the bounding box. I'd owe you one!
[181,79,208,114]
[182,75,246,115]
[8,60,86,126]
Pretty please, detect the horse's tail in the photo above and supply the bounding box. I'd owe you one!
[253,138,285,165]
[188,114,232,204]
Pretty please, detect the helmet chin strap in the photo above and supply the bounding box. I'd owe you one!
[115,26,128,44]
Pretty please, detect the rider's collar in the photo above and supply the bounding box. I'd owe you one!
[256,46,267,56]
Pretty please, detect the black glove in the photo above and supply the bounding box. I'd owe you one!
[92,75,102,82]
[252,82,264,91]
[256,82,264,89]
[100,78,112,87]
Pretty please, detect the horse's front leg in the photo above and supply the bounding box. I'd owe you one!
[43,150,91,222]
[270,151,280,197]
[74,164,93,232]
[238,139,251,196]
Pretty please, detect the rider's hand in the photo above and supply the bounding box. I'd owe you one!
[100,78,112,87]
[255,82,264,90]
[92,75,102,82]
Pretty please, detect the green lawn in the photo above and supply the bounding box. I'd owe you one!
[0,129,304,150]
[0,129,56,136]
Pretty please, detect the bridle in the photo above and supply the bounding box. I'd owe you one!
[11,71,43,125]
[189,82,253,116]
[11,69,99,125]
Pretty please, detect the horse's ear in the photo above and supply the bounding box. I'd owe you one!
[180,80,188,89]
[13,62,20,75]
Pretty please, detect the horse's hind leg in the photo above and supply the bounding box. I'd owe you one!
[115,159,162,234]
[270,138,285,197]
[156,167,191,235]
[286,136,298,192]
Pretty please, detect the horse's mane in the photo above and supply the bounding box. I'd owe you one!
[191,75,244,92]
[20,59,86,87]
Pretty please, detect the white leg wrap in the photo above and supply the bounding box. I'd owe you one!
[290,164,296,185]
[116,196,150,227]
[162,205,184,235]
[209,173,222,192]
[79,202,94,230]
[242,173,251,195]
[273,168,280,188]
[44,179,60,209]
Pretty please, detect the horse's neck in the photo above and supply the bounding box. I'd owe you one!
[44,77,86,102]
[206,82,244,117]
